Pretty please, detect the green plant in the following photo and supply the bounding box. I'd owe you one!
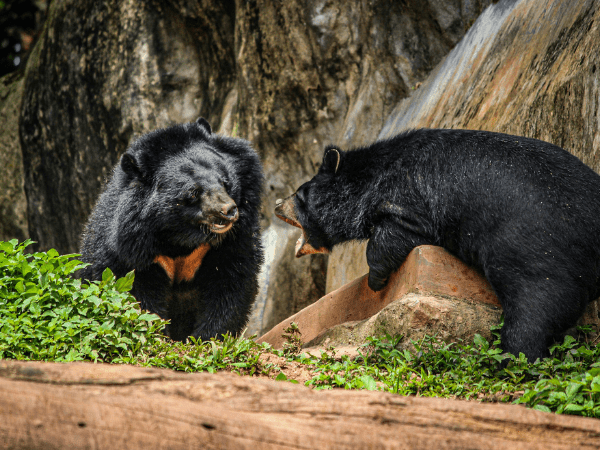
[0,239,166,362]
[281,322,303,356]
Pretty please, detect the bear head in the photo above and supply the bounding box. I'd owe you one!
[117,117,242,255]
[275,145,344,257]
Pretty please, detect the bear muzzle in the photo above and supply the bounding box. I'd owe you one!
[201,190,239,234]
[274,197,329,258]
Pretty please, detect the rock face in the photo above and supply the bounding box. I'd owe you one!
[4,0,494,336]
[0,72,27,243]
[328,0,600,289]
[258,246,502,350]
[5,0,598,335]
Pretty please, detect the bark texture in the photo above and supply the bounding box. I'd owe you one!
[2,359,600,449]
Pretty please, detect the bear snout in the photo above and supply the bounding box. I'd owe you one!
[274,196,329,258]
[274,196,302,229]
[200,189,239,234]
[219,203,239,221]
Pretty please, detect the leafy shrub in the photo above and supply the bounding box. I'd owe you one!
[0,239,167,362]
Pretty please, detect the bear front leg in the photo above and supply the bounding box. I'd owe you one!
[190,278,258,341]
[188,236,262,341]
[131,265,171,319]
[366,214,433,291]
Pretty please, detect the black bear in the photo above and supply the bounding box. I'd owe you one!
[275,128,600,363]
[78,118,264,341]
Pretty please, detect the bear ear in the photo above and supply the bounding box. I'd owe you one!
[196,117,212,136]
[120,153,144,179]
[322,145,341,174]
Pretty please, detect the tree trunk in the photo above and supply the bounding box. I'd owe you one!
[1,359,599,449]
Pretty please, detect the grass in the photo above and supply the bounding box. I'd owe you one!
[2,239,600,418]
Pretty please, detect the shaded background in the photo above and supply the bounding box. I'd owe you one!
[2,0,599,336]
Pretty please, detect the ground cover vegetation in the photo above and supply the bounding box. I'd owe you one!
[2,240,600,418]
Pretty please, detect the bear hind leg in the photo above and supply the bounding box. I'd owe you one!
[495,281,587,363]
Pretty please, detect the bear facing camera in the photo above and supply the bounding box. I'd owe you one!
[78,117,264,341]
[275,128,600,363]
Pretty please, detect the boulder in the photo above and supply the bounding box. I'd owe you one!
[0,71,27,243]
[258,245,502,349]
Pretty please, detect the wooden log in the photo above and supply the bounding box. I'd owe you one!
[1,360,600,449]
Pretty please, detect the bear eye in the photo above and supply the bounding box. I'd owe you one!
[188,188,203,203]
[295,187,307,205]
[222,177,232,191]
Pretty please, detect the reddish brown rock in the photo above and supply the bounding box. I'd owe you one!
[258,245,501,349]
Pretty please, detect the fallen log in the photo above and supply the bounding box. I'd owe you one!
[1,359,599,449]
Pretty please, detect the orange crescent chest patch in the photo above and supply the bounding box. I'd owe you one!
[153,244,211,284]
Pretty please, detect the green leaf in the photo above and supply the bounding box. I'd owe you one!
[533,404,551,413]
[138,313,161,321]
[564,404,585,413]
[115,271,135,293]
[0,241,14,253]
[566,382,582,398]
[102,267,114,283]
[360,375,377,391]
[275,373,288,381]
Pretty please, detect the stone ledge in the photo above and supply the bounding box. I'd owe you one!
[258,245,501,349]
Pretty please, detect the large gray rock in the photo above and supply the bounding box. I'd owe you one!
[0,72,27,243]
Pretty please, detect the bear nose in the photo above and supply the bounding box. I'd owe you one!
[220,203,238,220]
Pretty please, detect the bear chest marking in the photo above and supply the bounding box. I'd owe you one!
[153,244,211,284]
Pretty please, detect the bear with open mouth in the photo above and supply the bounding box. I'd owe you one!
[275,128,600,363]
[78,118,264,341]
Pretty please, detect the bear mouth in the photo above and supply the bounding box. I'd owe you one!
[209,218,234,234]
[275,197,329,257]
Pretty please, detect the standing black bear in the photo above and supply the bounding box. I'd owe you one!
[275,129,600,363]
[78,118,264,341]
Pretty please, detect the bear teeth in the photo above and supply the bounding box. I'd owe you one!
[210,222,233,234]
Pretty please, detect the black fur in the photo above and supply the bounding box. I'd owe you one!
[78,118,264,341]
[285,129,600,362]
